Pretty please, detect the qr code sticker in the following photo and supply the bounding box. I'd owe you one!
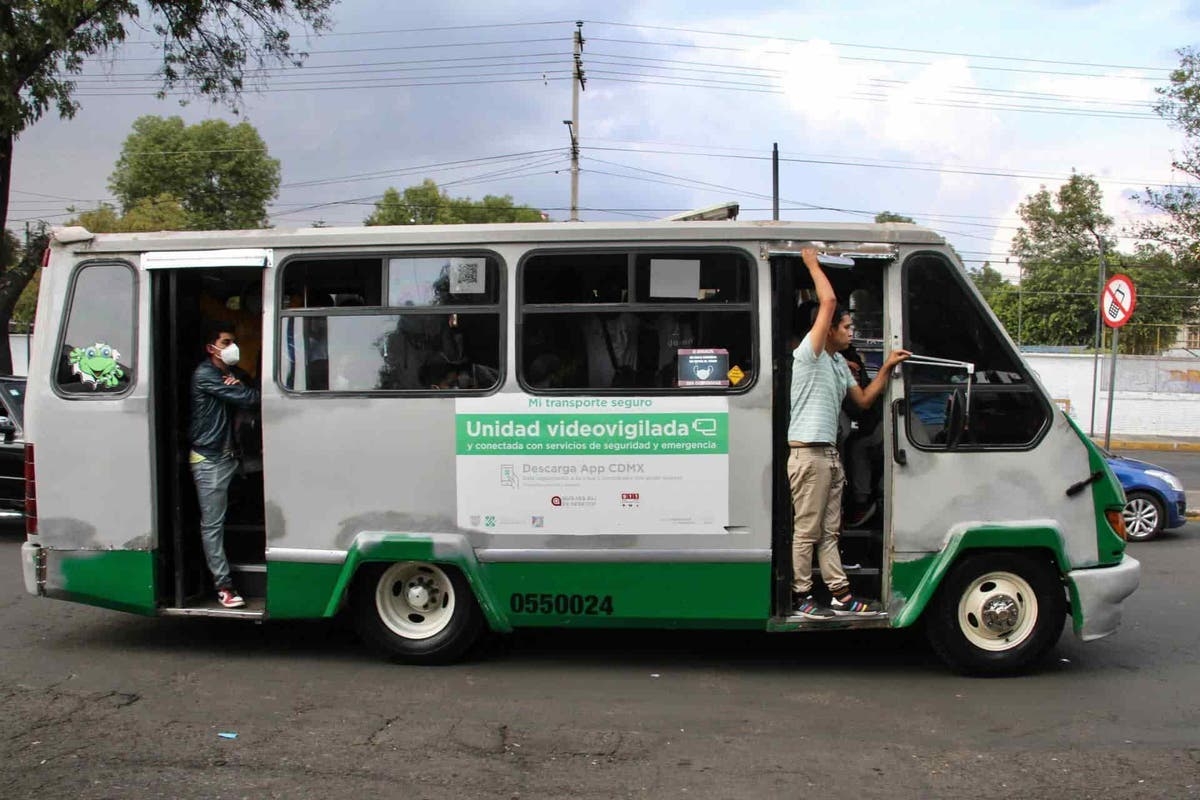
[450,258,485,294]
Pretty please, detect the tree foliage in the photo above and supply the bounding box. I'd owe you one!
[874,211,916,224]
[364,180,547,226]
[69,195,191,233]
[1000,174,1197,353]
[109,115,280,229]
[1,223,46,333]
[1140,46,1200,264]
[0,0,336,372]
[1001,174,1113,347]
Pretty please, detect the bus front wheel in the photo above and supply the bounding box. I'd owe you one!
[351,561,483,664]
[925,552,1066,675]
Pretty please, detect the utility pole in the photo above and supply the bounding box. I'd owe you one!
[772,143,779,221]
[565,21,586,222]
[1088,233,1107,437]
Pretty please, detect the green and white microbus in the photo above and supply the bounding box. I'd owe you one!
[21,221,1138,674]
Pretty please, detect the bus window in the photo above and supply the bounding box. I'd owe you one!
[281,258,383,308]
[55,262,136,395]
[388,256,500,306]
[903,253,1050,448]
[279,254,502,393]
[520,250,755,391]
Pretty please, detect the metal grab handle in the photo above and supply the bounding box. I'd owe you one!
[891,398,908,466]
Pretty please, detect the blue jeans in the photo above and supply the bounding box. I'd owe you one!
[191,454,239,590]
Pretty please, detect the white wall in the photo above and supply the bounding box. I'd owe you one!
[1026,353,1200,438]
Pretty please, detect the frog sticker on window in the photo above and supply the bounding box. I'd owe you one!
[68,342,125,389]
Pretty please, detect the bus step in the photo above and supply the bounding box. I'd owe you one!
[230,562,266,597]
[161,596,265,619]
[814,567,880,576]
[769,613,890,631]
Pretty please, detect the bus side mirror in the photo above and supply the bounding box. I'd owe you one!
[944,388,968,449]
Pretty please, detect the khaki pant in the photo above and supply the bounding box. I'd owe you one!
[788,446,849,596]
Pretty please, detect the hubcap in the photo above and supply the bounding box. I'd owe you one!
[1123,498,1159,539]
[980,594,1020,634]
[957,571,1039,652]
[374,562,456,640]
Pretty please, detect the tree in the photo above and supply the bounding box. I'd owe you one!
[69,195,191,233]
[2,223,46,336]
[365,179,547,226]
[1009,174,1197,352]
[1007,174,1114,347]
[0,0,336,373]
[1139,46,1200,264]
[109,116,280,229]
[967,261,1019,333]
[875,211,916,224]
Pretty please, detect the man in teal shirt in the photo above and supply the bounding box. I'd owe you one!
[788,248,909,619]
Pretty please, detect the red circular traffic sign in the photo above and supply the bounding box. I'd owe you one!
[1101,274,1136,329]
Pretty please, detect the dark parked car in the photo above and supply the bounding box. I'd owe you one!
[1105,451,1188,541]
[0,375,25,523]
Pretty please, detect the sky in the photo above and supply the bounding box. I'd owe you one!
[9,0,1200,279]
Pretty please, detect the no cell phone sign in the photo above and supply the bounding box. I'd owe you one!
[1101,274,1136,329]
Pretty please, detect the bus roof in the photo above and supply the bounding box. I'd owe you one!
[52,220,946,255]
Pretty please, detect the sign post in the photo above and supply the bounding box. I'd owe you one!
[1100,274,1136,450]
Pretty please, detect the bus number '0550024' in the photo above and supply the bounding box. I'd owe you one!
[509,593,614,616]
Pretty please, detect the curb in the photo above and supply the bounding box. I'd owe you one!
[1092,438,1200,453]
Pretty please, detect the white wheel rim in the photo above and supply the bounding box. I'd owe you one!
[1123,498,1159,539]
[956,571,1038,652]
[374,562,456,640]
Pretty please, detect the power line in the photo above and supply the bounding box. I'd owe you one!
[592,74,1160,120]
[588,36,1169,82]
[581,20,1173,73]
[582,144,1169,187]
[86,36,568,63]
[586,52,1160,110]
[68,53,573,83]
[74,75,569,97]
[278,149,566,191]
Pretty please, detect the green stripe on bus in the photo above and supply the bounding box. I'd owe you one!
[266,560,343,619]
[456,413,729,456]
[52,549,157,615]
[1064,415,1127,565]
[889,526,1079,630]
[482,561,769,628]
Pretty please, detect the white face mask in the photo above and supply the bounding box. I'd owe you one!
[217,342,240,366]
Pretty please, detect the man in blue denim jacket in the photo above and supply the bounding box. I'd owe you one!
[189,325,260,608]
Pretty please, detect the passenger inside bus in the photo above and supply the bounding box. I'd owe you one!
[790,262,890,571]
[188,323,260,610]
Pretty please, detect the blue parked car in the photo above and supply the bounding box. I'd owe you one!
[1104,451,1188,541]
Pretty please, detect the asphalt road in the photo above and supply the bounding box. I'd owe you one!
[1,522,1198,800]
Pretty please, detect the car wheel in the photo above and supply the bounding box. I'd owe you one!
[351,561,483,664]
[925,551,1066,676]
[1123,491,1165,542]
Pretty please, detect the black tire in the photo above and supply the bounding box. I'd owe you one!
[1123,491,1165,542]
[350,561,483,664]
[925,551,1066,676]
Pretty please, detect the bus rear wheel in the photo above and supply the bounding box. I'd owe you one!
[925,552,1066,676]
[351,561,483,664]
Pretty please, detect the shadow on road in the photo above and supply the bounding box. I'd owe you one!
[52,609,947,675]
